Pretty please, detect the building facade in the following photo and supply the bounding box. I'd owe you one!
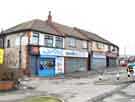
[0,12,119,77]
[74,28,119,70]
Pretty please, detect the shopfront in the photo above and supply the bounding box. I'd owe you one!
[30,47,88,76]
[39,47,64,77]
[91,52,106,70]
[64,50,88,73]
[106,51,118,67]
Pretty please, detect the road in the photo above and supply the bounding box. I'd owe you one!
[0,67,134,102]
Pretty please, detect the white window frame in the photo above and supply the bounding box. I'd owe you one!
[82,40,87,49]
[32,32,39,45]
[68,37,76,48]
[55,36,63,48]
[44,34,53,47]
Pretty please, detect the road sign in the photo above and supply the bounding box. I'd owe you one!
[0,48,4,64]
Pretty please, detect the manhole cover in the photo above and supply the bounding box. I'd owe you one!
[23,96,64,102]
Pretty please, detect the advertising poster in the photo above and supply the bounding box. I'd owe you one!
[55,57,64,74]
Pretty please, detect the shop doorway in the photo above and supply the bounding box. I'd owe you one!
[88,53,91,71]
[39,58,55,77]
[106,57,109,67]
[30,55,39,75]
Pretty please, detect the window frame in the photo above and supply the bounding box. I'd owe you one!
[96,42,104,49]
[44,34,53,47]
[68,37,76,48]
[82,40,87,49]
[0,39,3,48]
[32,32,39,45]
[55,36,63,48]
[7,39,10,48]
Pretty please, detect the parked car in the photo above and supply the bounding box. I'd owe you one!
[119,60,128,67]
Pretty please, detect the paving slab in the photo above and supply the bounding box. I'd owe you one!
[0,67,126,102]
[103,94,128,102]
[122,83,135,96]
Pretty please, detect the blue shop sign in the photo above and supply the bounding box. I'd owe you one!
[40,47,88,58]
[40,47,64,56]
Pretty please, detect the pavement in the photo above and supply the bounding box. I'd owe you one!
[0,67,132,102]
[96,80,135,102]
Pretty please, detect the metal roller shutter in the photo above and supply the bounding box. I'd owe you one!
[65,58,87,73]
[91,58,106,70]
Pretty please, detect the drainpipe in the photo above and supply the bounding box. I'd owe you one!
[19,33,26,70]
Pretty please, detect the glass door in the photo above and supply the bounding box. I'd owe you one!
[39,58,55,77]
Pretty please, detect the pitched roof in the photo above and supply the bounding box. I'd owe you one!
[52,22,89,40]
[2,18,118,48]
[2,19,89,40]
[74,28,119,48]
[2,19,63,36]
[74,28,112,44]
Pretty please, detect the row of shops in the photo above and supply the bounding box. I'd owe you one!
[91,51,118,70]
[29,46,118,77]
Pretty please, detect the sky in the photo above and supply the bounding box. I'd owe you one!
[0,0,135,55]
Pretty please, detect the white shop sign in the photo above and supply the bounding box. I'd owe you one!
[64,50,88,58]
[93,52,106,59]
[40,47,88,58]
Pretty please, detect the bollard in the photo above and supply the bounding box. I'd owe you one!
[98,75,103,80]
[116,73,120,80]
[128,72,130,79]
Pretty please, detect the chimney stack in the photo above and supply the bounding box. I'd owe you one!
[47,11,52,23]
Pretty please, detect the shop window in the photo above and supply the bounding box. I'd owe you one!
[55,36,63,48]
[32,32,39,45]
[40,58,55,70]
[44,34,53,47]
[68,37,76,48]
[7,39,10,48]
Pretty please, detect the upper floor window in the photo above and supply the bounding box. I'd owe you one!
[44,34,53,47]
[68,38,76,48]
[82,41,87,49]
[0,39,3,48]
[96,42,104,49]
[32,32,39,45]
[7,39,10,48]
[110,46,114,51]
[115,47,118,52]
[55,36,63,48]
